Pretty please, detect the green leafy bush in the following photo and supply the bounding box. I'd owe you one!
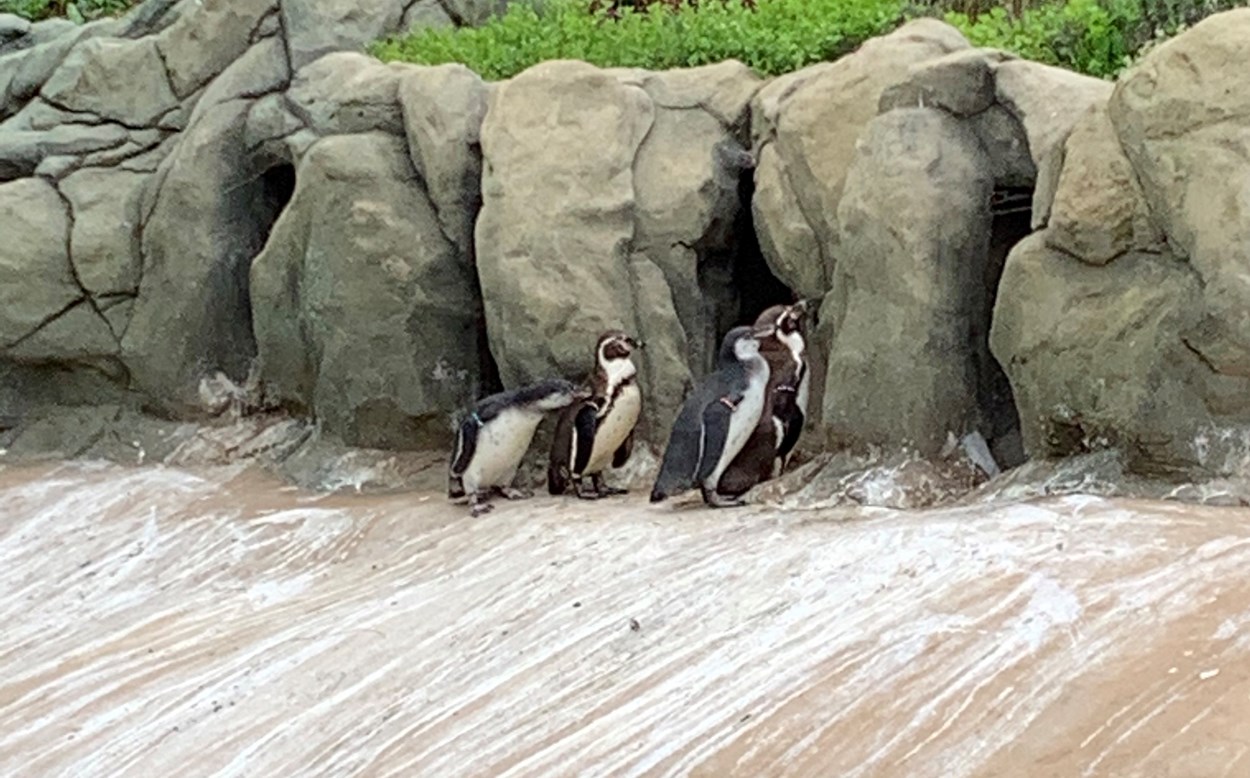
[370,0,907,79]
[372,0,1249,81]
[1,0,139,23]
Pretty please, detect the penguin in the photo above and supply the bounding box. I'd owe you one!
[770,299,814,473]
[547,330,645,499]
[713,306,805,499]
[649,322,776,508]
[448,378,584,517]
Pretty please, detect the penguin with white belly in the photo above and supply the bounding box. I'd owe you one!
[547,330,645,499]
[649,322,776,508]
[773,299,813,473]
[448,378,584,517]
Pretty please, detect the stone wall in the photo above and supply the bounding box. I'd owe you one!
[5,0,1250,480]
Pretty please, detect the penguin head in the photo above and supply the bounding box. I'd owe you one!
[526,378,584,411]
[719,324,774,365]
[596,330,644,363]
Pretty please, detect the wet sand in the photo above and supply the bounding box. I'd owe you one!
[2,460,1248,777]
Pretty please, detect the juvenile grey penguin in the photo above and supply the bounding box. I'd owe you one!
[547,330,645,499]
[649,322,776,508]
[448,378,583,517]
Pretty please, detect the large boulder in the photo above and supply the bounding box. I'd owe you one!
[750,20,971,301]
[475,59,765,436]
[0,177,116,361]
[251,132,486,449]
[993,9,1250,476]
[824,108,993,456]
[122,100,288,413]
[798,29,1108,461]
[40,37,179,126]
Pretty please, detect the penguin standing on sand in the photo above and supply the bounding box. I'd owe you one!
[763,300,813,475]
[448,378,584,517]
[649,322,776,508]
[547,330,645,499]
[714,306,805,499]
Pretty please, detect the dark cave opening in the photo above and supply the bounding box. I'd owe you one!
[978,184,1033,470]
[695,161,797,375]
[214,160,299,394]
[259,162,297,223]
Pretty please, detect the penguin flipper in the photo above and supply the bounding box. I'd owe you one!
[449,415,478,477]
[547,402,580,495]
[612,429,634,469]
[572,403,598,475]
[776,405,805,463]
[694,400,734,485]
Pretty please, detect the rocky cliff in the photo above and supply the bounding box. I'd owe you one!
[4,0,1250,485]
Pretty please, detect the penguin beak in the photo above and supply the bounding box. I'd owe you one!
[628,336,645,350]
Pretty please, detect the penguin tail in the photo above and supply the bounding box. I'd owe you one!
[649,486,667,503]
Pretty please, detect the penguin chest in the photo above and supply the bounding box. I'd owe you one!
[796,359,810,416]
[583,384,641,474]
[463,409,542,490]
[708,370,769,487]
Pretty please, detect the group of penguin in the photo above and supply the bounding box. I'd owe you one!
[447,301,812,517]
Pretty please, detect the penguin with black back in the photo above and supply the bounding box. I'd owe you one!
[649,322,776,508]
[448,378,585,517]
[714,303,805,499]
[771,299,813,473]
[547,329,645,499]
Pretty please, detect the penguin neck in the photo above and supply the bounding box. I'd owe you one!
[596,357,636,400]
[777,330,805,363]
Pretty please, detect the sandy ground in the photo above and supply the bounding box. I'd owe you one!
[2,460,1249,777]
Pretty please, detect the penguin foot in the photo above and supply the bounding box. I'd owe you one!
[591,475,627,497]
[495,486,532,500]
[575,479,603,500]
[701,486,746,508]
[468,493,494,517]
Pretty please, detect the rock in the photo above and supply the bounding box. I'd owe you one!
[251,133,487,449]
[1109,9,1250,380]
[286,52,407,136]
[1045,104,1161,265]
[477,60,657,390]
[0,14,30,50]
[751,20,970,299]
[60,168,145,299]
[441,0,510,26]
[878,48,1006,117]
[123,100,289,414]
[0,178,79,350]
[41,37,180,126]
[1,20,116,114]
[156,0,276,97]
[26,17,77,46]
[0,124,129,180]
[824,107,994,456]
[2,97,99,130]
[398,64,488,255]
[186,36,289,127]
[995,59,1112,173]
[990,8,1250,478]
[244,93,305,153]
[281,0,404,71]
[989,234,1226,475]
[476,59,762,433]
[402,0,455,30]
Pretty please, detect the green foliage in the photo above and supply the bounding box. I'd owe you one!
[1,0,139,23]
[372,0,1249,82]
[370,0,907,79]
